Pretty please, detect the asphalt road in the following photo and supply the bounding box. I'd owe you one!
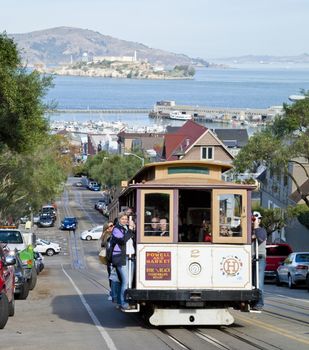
[2,179,309,350]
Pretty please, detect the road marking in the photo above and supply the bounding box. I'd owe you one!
[62,265,117,350]
[265,293,309,304]
[237,314,309,345]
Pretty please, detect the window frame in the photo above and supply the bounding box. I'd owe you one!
[201,146,214,160]
[139,189,174,243]
[212,189,248,244]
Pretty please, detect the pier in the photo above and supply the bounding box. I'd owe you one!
[49,103,283,121]
[49,108,151,114]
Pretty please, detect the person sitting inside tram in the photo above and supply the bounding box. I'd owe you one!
[198,219,212,242]
[150,216,161,235]
[159,217,169,236]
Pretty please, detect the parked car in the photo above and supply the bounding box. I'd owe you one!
[0,245,16,328]
[34,251,44,274]
[80,225,104,241]
[19,213,40,224]
[14,253,31,300]
[89,182,101,191]
[60,217,78,231]
[276,252,309,289]
[34,238,61,256]
[41,205,57,221]
[37,214,54,228]
[265,243,293,282]
[94,199,108,211]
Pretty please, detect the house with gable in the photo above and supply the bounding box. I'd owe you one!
[162,120,234,163]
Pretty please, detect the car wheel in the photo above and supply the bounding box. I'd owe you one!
[46,248,55,256]
[0,293,9,329]
[29,267,37,290]
[86,235,92,241]
[288,274,294,289]
[275,272,282,286]
[306,274,309,292]
[8,295,15,317]
[18,281,30,300]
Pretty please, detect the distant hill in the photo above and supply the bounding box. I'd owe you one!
[214,54,309,65]
[9,26,209,68]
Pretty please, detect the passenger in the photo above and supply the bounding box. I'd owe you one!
[251,212,267,311]
[149,216,160,235]
[111,212,135,310]
[199,220,212,242]
[159,217,169,236]
[100,221,114,300]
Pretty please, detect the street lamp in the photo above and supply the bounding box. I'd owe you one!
[124,152,145,167]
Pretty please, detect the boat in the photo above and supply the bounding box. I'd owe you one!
[288,95,306,102]
[169,111,192,120]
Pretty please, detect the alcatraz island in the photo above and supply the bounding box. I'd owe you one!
[38,52,195,80]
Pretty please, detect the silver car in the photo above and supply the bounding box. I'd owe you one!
[276,252,309,289]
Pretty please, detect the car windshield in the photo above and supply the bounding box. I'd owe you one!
[64,218,75,222]
[39,239,50,245]
[295,253,309,263]
[0,230,23,244]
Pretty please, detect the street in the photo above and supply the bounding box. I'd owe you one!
[2,179,309,350]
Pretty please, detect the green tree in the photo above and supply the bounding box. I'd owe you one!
[0,32,53,153]
[234,93,309,207]
[85,151,144,189]
[0,33,70,222]
[0,135,71,221]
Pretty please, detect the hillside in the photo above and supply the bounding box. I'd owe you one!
[214,54,309,66]
[9,26,208,68]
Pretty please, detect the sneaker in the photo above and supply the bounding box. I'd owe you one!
[120,303,131,311]
[251,305,263,312]
[107,295,112,301]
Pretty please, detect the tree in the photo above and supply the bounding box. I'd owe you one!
[0,33,70,222]
[84,151,144,189]
[0,32,53,153]
[0,135,71,221]
[234,93,309,207]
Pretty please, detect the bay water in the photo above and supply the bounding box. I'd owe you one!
[46,67,309,129]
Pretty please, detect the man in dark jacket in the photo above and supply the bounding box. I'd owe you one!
[251,212,267,311]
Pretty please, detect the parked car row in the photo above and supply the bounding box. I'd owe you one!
[264,243,309,291]
[0,222,61,329]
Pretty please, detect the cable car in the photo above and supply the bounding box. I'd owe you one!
[109,160,260,326]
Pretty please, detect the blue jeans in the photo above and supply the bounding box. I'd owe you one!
[116,257,134,307]
[253,256,266,308]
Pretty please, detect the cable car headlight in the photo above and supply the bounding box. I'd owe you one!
[189,262,202,275]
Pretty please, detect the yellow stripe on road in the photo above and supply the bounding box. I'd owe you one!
[236,315,309,345]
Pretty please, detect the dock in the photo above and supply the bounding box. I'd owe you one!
[49,103,283,122]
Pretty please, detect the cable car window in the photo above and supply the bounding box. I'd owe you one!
[219,194,242,237]
[144,193,170,237]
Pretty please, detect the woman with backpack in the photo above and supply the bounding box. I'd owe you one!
[111,211,135,310]
[100,221,114,300]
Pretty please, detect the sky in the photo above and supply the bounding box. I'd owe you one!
[0,0,308,59]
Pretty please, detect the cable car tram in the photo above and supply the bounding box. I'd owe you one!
[109,160,260,326]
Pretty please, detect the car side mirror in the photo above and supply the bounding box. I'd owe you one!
[5,255,16,266]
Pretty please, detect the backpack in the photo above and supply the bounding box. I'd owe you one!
[105,236,115,263]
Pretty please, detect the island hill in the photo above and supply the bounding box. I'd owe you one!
[39,54,195,80]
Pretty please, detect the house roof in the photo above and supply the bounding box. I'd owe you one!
[163,120,207,160]
[214,128,249,148]
[289,179,309,204]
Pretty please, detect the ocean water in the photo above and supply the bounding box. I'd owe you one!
[46,67,309,129]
